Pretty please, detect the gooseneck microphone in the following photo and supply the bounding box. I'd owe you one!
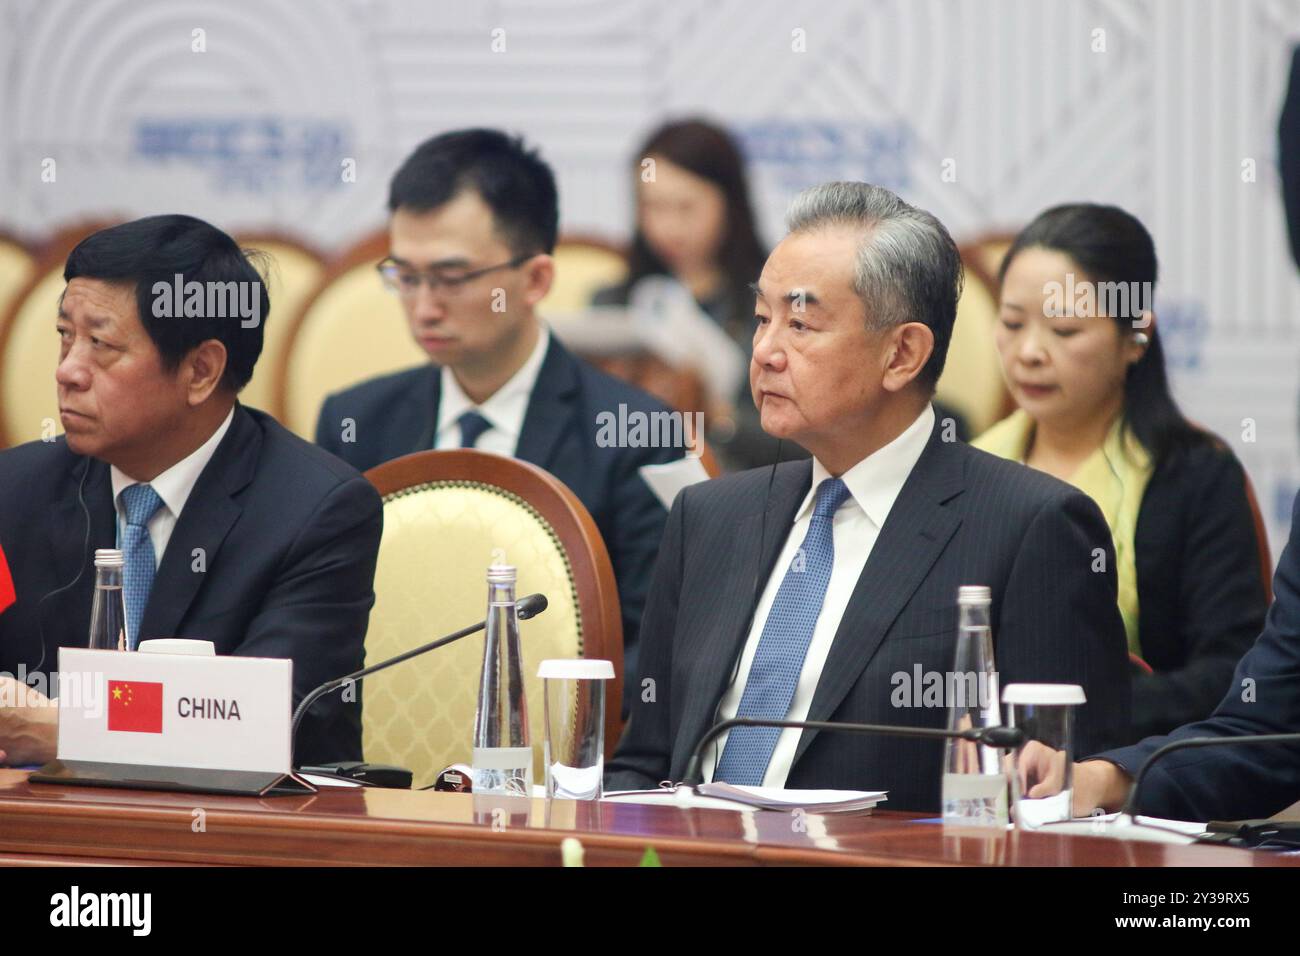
[1118,731,1300,819]
[289,592,548,763]
[682,715,1024,786]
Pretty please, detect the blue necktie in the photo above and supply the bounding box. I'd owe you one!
[120,483,163,651]
[457,410,493,449]
[714,477,852,785]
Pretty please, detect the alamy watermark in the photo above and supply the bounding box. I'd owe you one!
[595,403,705,456]
[151,273,262,328]
[1,666,104,717]
[891,666,997,710]
[1042,273,1153,327]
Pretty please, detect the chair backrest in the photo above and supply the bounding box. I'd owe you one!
[231,233,325,418]
[0,231,35,335]
[934,238,1016,437]
[539,234,628,317]
[0,223,116,448]
[362,450,623,788]
[276,230,424,437]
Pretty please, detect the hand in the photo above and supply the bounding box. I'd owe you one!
[1071,759,1133,816]
[0,676,59,766]
[1016,739,1132,816]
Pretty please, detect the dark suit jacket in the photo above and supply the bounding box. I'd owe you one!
[1129,441,1267,740]
[606,417,1131,812]
[1279,46,1300,271]
[315,335,684,714]
[0,405,382,766]
[1096,492,1300,823]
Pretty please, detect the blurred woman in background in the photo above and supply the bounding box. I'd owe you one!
[973,203,1267,743]
[593,117,775,469]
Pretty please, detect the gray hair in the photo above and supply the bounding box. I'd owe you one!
[784,182,963,387]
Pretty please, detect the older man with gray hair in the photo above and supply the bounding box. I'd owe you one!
[606,182,1130,811]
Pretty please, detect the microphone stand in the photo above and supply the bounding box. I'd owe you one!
[682,715,1024,787]
[290,593,548,767]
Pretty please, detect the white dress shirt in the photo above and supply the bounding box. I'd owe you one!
[434,325,550,455]
[704,403,936,787]
[110,407,235,570]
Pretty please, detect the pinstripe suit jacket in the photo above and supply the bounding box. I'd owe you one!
[607,416,1131,812]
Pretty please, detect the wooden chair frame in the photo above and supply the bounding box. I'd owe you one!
[365,449,627,756]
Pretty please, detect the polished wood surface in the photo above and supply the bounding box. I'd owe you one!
[0,770,1292,867]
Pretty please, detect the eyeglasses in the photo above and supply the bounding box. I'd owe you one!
[376,253,536,297]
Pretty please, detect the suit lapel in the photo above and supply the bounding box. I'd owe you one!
[670,459,812,776]
[514,337,579,471]
[401,367,441,455]
[792,424,966,767]
[139,407,260,640]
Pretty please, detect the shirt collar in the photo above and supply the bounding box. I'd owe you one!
[437,324,551,444]
[800,403,936,528]
[111,406,235,520]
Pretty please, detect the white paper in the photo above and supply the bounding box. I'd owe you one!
[603,784,886,813]
[299,772,364,788]
[639,456,711,509]
[1019,813,1205,844]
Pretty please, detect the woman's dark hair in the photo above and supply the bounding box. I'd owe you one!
[388,128,558,255]
[64,215,269,393]
[998,202,1208,466]
[621,118,766,331]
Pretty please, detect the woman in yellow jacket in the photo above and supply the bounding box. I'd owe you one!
[973,203,1267,744]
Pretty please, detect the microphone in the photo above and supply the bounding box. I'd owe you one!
[682,715,1024,786]
[290,592,549,765]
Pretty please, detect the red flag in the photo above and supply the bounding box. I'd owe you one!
[107,680,164,734]
[0,543,13,615]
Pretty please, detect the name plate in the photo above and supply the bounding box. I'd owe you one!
[30,648,310,796]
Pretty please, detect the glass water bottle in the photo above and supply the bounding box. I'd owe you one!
[941,585,1007,826]
[88,548,128,652]
[471,563,532,795]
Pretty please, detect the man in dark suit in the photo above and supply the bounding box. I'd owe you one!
[1028,492,1300,822]
[316,130,685,713]
[0,216,382,768]
[606,182,1130,811]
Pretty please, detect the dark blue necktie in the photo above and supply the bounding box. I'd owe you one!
[457,410,493,449]
[714,477,852,785]
[120,483,164,651]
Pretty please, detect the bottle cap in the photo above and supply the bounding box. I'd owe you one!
[537,658,615,680]
[94,548,124,568]
[957,585,991,604]
[1002,683,1086,705]
[487,562,517,583]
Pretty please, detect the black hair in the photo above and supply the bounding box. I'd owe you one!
[63,215,269,393]
[619,118,767,335]
[388,128,558,255]
[998,203,1208,466]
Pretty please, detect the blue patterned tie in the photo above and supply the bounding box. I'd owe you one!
[714,477,853,785]
[120,483,163,651]
[457,410,493,448]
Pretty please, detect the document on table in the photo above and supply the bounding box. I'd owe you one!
[603,784,887,813]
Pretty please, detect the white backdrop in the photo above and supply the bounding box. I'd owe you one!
[3,0,1300,553]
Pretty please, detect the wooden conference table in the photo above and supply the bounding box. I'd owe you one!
[0,769,1294,867]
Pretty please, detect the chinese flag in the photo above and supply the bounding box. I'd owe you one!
[0,543,13,615]
[107,680,164,734]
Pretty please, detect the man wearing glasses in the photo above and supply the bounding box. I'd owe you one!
[316,129,686,716]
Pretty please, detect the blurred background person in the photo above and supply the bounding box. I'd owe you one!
[973,203,1268,743]
[592,118,777,470]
